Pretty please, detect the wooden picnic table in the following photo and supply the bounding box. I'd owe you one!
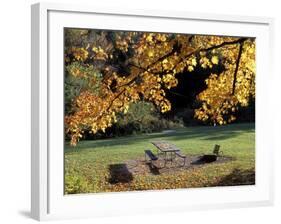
[151,140,181,166]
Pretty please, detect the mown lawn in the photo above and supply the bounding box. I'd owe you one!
[64,123,255,194]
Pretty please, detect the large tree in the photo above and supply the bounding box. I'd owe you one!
[64,29,255,146]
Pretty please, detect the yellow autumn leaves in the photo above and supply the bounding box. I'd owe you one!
[195,40,255,125]
[92,46,108,60]
[69,47,89,61]
[65,30,256,145]
[211,56,219,65]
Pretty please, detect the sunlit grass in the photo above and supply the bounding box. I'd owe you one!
[64,123,255,194]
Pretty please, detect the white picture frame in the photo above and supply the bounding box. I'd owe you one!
[31,2,275,221]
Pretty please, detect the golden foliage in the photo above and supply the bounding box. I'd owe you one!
[64,30,255,145]
[194,39,255,125]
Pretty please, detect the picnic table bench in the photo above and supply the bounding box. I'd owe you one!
[174,150,187,166]
[144,149,158,161]
[144,149,159,167]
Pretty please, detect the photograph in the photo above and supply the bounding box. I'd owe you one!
[64,28,256,194]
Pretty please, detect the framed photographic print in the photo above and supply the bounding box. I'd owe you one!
[31,2,274,221]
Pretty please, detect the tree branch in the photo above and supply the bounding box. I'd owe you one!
[167,90,190,99]
[232,41,244,95]
[202,38,247,53]
[149,38,248,76]
[111,38,249,94]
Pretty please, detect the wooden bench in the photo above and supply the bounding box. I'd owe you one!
[175,150,187,166]
[213,144,223,156]
[144,149,158,163]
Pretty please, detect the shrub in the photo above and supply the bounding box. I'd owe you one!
[81,101,184,139]
[113,101,184,135]
[65,173,90,194]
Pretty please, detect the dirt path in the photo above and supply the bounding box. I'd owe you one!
[125,155,234,175]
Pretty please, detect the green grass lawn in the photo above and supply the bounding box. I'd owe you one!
[64,123,255,194]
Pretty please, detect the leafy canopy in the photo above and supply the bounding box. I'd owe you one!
[64,29,255,146]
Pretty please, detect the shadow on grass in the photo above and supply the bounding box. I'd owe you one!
[108,164,133,184]
[213,168,255,186]
[147,163,161,175]
[191,155,217,164]
[65,123,255,151]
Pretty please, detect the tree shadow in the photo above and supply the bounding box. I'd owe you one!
[108,164,133,184]
[212,168,255,186]
[66,123,255,151]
